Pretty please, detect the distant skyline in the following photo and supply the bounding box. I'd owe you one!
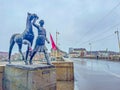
[0,0,120,53]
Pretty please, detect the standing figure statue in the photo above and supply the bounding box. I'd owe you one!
[28,18,52,65]
[8,12,38,64]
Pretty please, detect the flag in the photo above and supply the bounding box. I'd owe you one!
[50,33,57,50]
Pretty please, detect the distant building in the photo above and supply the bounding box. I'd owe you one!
[69,48,74,53]
[33,52,45,61]
[98,51,109,57]
[10,52,46,61]
[69,52,79,58]
[0,52,8,61]
[50,48,67,61]
[86,51,98,57]
[69,48,87,58]
[86,50,119,59]
[10,53,22,60]
[69,48,120,60]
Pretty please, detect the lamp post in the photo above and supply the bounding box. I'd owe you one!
[115,30,120,53]
[89,43,92,57]
[56,31,60,47]
[56,31,60,60]
[89,43,93,70]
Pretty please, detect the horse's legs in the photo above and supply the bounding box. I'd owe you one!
[25,41,32,60]
[17,43,24,60]
[24,46,29,65]
[8,39,15,64]
[25,46,29,60]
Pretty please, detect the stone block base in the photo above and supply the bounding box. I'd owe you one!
[0,65,5,90]
[52,61,74,81]
[3,64,56,90]
[57,81,74,90]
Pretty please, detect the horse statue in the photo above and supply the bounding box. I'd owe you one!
[8,12,39,64]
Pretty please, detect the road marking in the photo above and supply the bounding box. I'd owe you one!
[104,70,120,78]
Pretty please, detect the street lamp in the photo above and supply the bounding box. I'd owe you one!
[56,31,60,47]
[89,43,92,57]
[89,43,93,69]
[56,31,60,60]
[115,30,120,53]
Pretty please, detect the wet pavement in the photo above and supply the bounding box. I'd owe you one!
[73,58,120,90]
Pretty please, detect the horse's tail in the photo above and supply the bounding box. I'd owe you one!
[8,34,19,63]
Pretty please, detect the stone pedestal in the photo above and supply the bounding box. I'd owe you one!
[57,81,74,90]
[0,65,5,90]
[52,61,74,81]
[3,64,56,90]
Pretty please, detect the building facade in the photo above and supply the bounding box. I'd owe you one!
[69,48,87,58]
[50,48,67,61]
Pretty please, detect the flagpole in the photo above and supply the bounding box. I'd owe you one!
[56,31,58,47]
[56,31,58,61]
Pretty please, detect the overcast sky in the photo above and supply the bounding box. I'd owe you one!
[0,0,120,53]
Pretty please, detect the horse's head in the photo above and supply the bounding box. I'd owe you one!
[32,13,39,20]
[27,12,39,21]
